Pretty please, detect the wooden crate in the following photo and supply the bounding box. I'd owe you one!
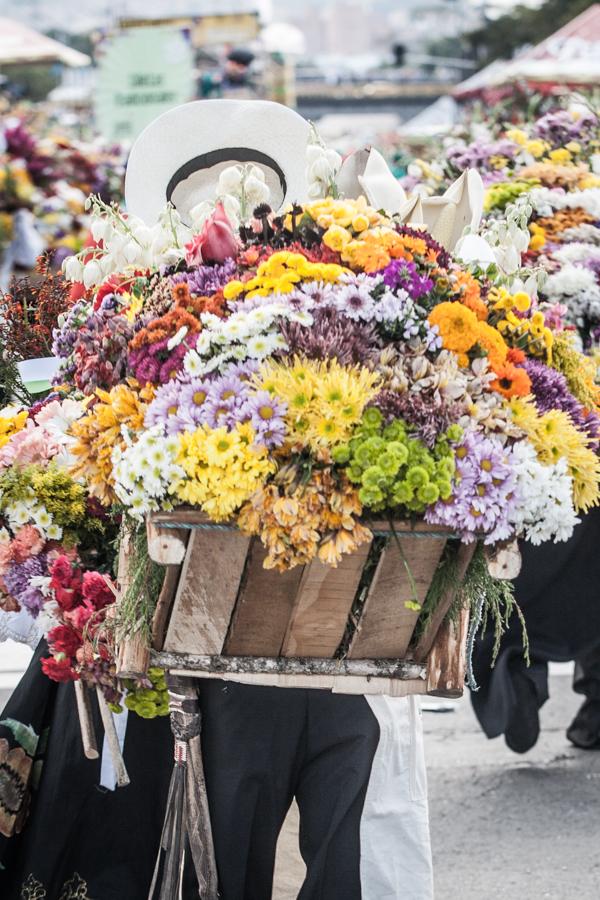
[118,512,477,698]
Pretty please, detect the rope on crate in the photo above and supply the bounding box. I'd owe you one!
[149,676,219,900]
[465,594,486,692]
[153,520,458,539]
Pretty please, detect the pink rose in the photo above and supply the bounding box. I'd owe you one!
[185,203,239,266]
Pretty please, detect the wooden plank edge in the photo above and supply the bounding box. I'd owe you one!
[150,651,425,680]
[168,671,427,695]
[412,541,477,663]
[151,564,183,651]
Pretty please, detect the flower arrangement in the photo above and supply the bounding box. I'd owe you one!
[2,119,600,700]
[49,182,599,570]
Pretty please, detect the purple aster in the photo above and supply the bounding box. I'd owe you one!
[243,391,287,448]
[382,259,433,300]
[145,381,186,434]
[3,555,47,602]
[19,585,46,617]
[533,109,598,148]
[333,280,376,321]
[202,394,246,429]
[176,378,212,426]
[226,360,260,382]
[171,258,238,296]
[522,358,600,449]
[425,430,518,543]
[210,373,247,403]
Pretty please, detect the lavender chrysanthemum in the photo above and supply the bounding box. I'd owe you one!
[425,430,518,543]
[145,381,187,434]
[243,391,287,448]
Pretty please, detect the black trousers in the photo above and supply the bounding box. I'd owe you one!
[199,681,380,900]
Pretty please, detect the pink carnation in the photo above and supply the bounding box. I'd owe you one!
[11,525,45,563]
[0,421,59,468]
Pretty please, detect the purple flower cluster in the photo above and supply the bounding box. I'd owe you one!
[371,390,462,449]
[3,553,48,617]
[129,332,196,386]
[425,431,518,543]
[280,307,380,365]
[52,299,93,382]
[447,138,517,173]
[522,358,600,448]
[171,259,238,296]
[68,295,134,393]
[382,259,433,300]
[533,109,598,149]
[145,362,286,449]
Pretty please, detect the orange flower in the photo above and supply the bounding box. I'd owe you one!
[171,283,191,306]
[452,270,488,320]
[343,236,391,273]
[490,362,532,399]
[428,301,479,354]
[475,322,508,370]
[507,348,526,365]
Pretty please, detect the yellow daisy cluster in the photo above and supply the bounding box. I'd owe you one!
[550,331,600,412]
[0,409,28,450]
[173,422,275,522]
[302,196,387,233]
[223,250,347,301]
[505,128,549,159]
[237,467,372,570]
[496,310,553,361]
[509,398,600,511]
[529,222,546,252]
[70,381,153,505]
[257,356,380,451]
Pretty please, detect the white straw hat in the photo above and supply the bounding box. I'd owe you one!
[125,99,311,224]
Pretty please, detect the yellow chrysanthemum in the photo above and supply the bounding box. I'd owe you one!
[173,423,275,521]
[256,356,380,451]
[509,399,600,512]
[0,409,28,450]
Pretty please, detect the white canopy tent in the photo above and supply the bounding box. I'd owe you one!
[455,4,600,98]
[0,18,90,68]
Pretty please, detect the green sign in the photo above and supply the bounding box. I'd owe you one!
[95,27,194,143]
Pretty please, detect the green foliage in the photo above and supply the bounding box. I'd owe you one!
[115,523,166,644]
[415,541,529,665]
[334,408,460,514]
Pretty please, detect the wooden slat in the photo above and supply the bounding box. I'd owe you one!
[223,540,306,656]
[151,564,183,651]
[412,541,477,662]
[349,536,446,659]
[281,539,372,657]
[426,605,470,698]
[163,529,250,655]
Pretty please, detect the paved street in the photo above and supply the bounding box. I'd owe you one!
[2,648,599,899]
[274,670,600,900]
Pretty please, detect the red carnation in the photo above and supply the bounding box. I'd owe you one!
[50,555,75,587]
[47,624,81,657]
[41,655,77,683]
[82,572,114,609]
